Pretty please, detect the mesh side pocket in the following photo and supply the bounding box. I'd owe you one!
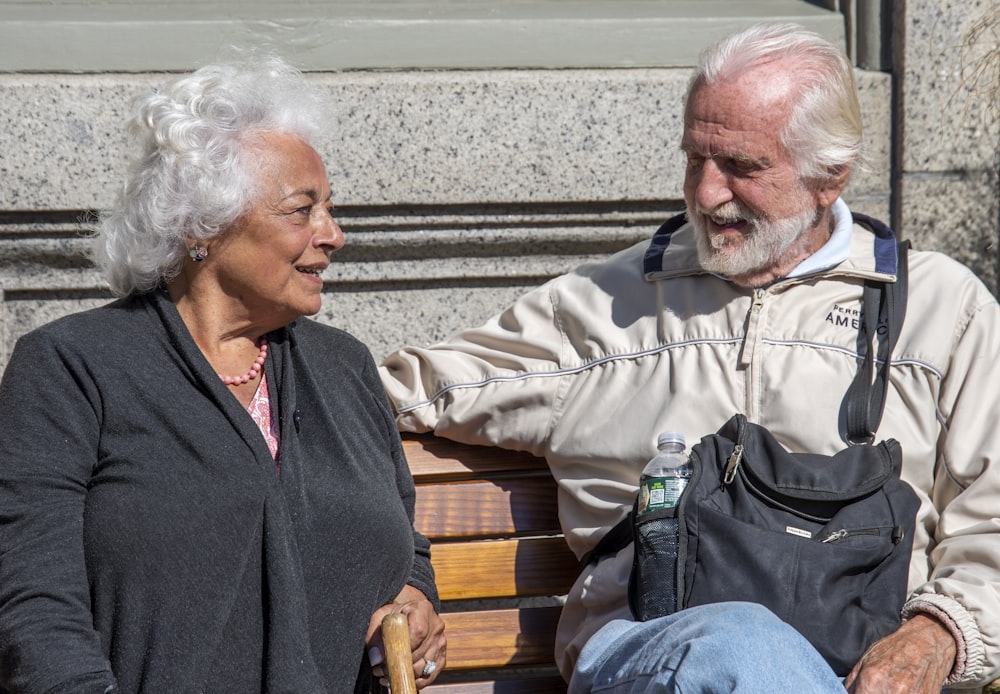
[633,515,679,621]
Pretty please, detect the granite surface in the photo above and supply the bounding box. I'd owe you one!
[0,65,895,368]
[898,0,1000,173]
[893,0,999,291]
[900,172,999,291]
[0,69,889,211]
[6,1,998,366]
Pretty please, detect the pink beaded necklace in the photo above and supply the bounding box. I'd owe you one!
[219,337,268,386]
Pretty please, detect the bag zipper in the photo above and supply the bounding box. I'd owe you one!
[723,444,744,484]
[820,526,904,544]
[723,414,749,485]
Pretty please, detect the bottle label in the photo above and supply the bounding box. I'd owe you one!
[638,477,687,514]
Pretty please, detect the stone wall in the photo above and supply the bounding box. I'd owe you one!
[1,2,996,370]
[894,0,1000,293]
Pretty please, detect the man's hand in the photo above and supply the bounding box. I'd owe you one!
[844,614,956,694]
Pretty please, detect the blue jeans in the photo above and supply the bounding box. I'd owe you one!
[569,602,847,693]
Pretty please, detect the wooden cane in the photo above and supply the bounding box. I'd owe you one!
[381,612,417,694]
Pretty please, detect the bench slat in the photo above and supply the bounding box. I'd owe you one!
[403,436,547,480]
[441,606,561,671]
[432,536,578,600]
[414,478,562,540]
[401,434,570,692]
[425,677,567,693]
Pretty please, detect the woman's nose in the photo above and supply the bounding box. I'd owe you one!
[315,214,346,256]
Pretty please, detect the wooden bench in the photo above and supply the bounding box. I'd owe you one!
[402,433,577,693]
[401,433,1000,694]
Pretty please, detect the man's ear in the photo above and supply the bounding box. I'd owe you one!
[815,165,851,207]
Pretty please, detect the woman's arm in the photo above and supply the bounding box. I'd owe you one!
[361,354,446,688]
[0,330,117,693]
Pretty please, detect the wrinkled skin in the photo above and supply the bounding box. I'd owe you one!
[844,614,956,694]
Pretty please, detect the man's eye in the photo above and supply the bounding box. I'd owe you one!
[727,156,764,176]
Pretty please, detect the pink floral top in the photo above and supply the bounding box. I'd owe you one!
[247,372,280,462]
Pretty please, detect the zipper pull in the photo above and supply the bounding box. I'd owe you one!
[723,444,744,484]
[821,529,848,543]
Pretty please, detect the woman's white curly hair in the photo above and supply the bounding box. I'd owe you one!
[92,54,330,296]
[689,22,864,185]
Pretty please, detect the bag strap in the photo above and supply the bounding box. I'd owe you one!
[583,218,910,565]
[844,229,910,443]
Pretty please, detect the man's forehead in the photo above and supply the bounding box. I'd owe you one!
[680,120,781,161]
[687,59,800,113]
[682,79,793,156]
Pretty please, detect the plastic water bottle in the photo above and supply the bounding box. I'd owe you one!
[633,432,692,619]
[638,432,692,515]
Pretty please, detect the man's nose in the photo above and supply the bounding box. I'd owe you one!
[692,158,733,211]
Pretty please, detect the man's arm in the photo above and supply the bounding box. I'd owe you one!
[380,280,568,453]
[886,271,1000,687]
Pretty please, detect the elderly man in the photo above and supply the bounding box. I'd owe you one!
[380,23,1000,693]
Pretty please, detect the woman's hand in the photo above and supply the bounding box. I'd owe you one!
[366,585,447,690]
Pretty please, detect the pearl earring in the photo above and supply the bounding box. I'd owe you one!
[189,246,208,262]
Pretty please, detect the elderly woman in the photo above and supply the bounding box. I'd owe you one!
[0,56,445,692]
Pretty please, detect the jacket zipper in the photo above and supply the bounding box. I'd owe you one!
[740,288,767,368]
[739,288,767,420]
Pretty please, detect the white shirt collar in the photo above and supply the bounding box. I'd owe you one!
[785,197,852,278]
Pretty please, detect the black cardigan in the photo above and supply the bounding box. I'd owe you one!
[0,290,437,693]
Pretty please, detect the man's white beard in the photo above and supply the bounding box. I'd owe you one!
[692,200,818,279]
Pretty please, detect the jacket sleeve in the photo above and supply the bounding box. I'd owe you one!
[904,290,1000,686]
[0,330,118,693]
[379,280,568,456]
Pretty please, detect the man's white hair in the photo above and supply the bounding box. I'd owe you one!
[689,22,864,184]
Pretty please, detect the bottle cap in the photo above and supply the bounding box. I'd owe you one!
[656,431,685,448]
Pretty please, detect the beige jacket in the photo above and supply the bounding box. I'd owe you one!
[380,214,1000,688]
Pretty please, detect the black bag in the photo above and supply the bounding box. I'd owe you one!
[590,226,918,676]
[631,413,920,676]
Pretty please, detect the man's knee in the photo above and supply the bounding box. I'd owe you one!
[573,603,843,693]
[676,601,803,651]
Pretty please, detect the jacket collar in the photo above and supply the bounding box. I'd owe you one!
[642,207,901,285]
